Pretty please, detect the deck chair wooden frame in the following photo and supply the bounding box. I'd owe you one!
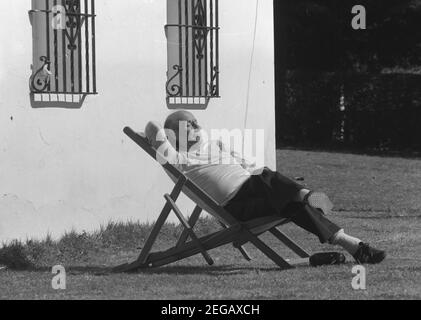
[113,127,311,273]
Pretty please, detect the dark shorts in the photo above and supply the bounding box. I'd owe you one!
[224,167,303,222]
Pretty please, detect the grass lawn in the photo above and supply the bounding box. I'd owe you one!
[0,150,420,300]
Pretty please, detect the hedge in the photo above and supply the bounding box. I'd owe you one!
[277,71,421,152]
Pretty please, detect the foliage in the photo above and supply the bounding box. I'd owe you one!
[278,71,421,152]
[284,0,421,72]
[275,1,421,152]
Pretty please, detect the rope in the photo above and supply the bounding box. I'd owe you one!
[243,0,260,152]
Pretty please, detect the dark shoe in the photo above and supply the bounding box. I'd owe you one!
[353,243,386,264]
[303,191,334,215]
[309,252,346,267]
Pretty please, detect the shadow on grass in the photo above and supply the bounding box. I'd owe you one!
[66,262,353,276]
[1,264,318,276]
[130,265,283,276]
[0,265,114,276]
[68,265,291,276]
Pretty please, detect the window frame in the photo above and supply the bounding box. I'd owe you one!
[29,0,97,97]
[165,0,220,110]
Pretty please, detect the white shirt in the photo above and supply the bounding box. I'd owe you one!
[157,138,251,206]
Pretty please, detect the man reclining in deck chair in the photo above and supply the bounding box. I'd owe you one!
[145,110,386,265]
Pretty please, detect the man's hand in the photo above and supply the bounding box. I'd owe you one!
[145,121,180,166]
[218,140,257,172]
[145,121,167,149]
[232,151,257,172]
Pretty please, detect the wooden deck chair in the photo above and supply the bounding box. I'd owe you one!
[113,127,311,273]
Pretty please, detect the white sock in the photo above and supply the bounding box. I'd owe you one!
[330,229,362,255]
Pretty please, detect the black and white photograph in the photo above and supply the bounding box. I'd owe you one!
[0,0,420,303]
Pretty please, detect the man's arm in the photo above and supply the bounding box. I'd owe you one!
[145,121,167,150]
[145,121,180,165]
[218,140,257,172]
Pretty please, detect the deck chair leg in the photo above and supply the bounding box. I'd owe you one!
[165,194,214,266]
[112,202,172,272]
[114,177,187,273]
[136,178,186,264]
[176,205,202,248]
[136,202,172,265]
[233,243,252,261]
[144,224,243,268]
[243,230,294,269]
[218,221,252,261]
[269,228,310,258]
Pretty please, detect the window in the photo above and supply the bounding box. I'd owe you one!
[166,0,220,110]
[29,0,97,100]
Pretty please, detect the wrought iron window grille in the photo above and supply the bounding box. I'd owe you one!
[165,0,220,110]
[29,0,97,99]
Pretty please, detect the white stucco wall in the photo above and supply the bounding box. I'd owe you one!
[0,0,275,243]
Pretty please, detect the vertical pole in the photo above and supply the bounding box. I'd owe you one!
[61,0,67,93]
[204,0,208,97]
[210,0,214,95]
[70,2,75,93]
[215,0,219,96]
[77,3,82,93]
[53,0,59,91]
[45,0,51,91]
[84,0,90,93]
[91,0,97,93]
[191,0,196,97]
[178,0,183,97]
[198,0,203,97]
[185,0,190,97]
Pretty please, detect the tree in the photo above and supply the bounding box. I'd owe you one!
[283,0,421,72]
